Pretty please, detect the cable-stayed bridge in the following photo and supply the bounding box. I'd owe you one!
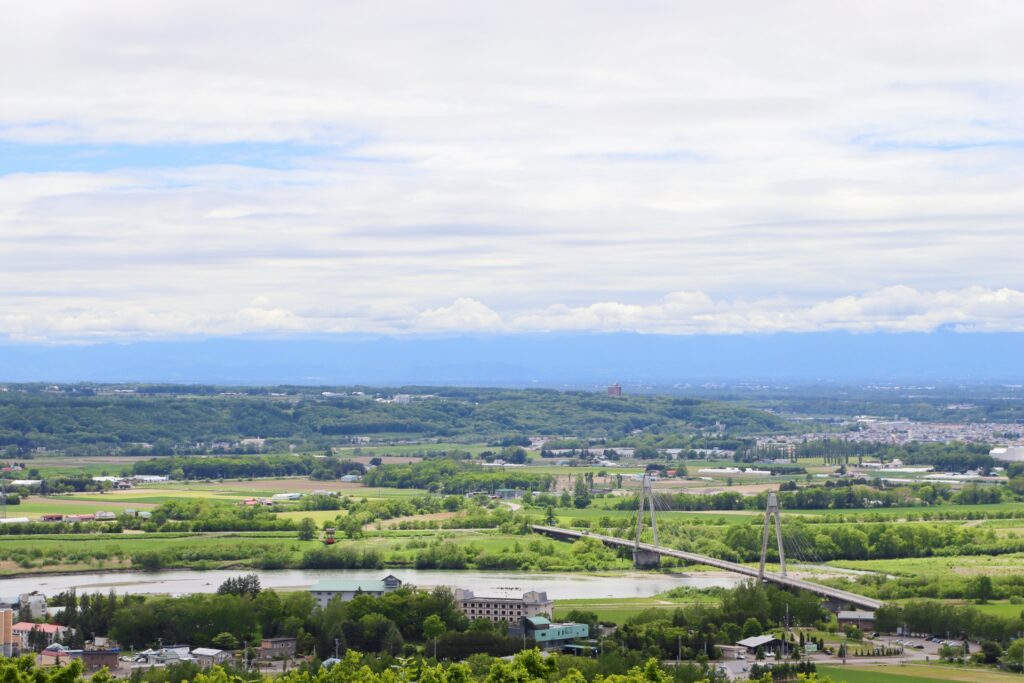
[532,474,882,611]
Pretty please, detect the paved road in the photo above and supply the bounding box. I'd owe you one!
[532,525,883,610]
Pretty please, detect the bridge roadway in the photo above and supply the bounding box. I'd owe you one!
[531,525,882,611]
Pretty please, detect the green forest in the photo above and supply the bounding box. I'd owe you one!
[0,386,789,454]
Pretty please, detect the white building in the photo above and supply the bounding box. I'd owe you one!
[991,446,1024,462]
[309,575,402,608]
[191,648,232,668]
[453,589,553,625]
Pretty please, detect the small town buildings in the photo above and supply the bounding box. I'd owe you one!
[37,642,117,669]
[259,637,296,659]
[0,608,13,657]
[192,647,232,668]
[991,446,1024,462]
[453,589,552,625]
[837,610,876,631]
[131,475,170,483]
[310,575,403,608]
[132,645,191,666]
[12,621,66,649]
[81,648,121,671]
[0,517,29,525]
[523,617,589,651]
[39,643,79,666]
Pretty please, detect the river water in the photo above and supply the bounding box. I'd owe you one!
[0,569,740,599]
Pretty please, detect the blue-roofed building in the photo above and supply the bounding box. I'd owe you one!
[524,617,588,650]
[310,575,402,608]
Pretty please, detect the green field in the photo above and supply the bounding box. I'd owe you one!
[553,593,717,622]
[276,510,349,523]
[830,553,1024,578]
[335,443,491,456]
[972,601,1024,619]
[819,664,1021,683]
[0,531,311,575]
[4,499,157,515]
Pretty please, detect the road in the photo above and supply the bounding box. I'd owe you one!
[532,524,883,610]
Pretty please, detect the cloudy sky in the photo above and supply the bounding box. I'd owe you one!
[2,1,1023,342]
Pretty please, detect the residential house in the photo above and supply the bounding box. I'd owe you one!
[39,644,80,666]
[837,610,876,631]
[259,637,296,660]
[82,648,121,671]
[192,647,233,668]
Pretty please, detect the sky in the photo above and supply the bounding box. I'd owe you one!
[1,1,1023,343]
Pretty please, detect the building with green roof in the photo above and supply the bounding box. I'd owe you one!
[310,575,402,608]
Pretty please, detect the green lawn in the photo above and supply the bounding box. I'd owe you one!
[819,664,1021,683]
[972,601,1024,619]
[0,531,311,575]
[277,510,349,523]
[554,592,718,623]
[830,553,1024,578]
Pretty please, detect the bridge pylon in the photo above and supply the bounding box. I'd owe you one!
[758,491,786,579]
[633,473,660,568]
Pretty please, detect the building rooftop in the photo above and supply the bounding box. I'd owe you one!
[311,579,388,592]
[531,623,589,643]
[13,622,65,633]
[737,635,779,648]
[524,617,551,628]
[837,610,875,620]
[191,648,225,657]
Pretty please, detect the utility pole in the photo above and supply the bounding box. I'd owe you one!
[759,492,786,579]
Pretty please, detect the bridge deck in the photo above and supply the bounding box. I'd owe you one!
[531,524,882,610]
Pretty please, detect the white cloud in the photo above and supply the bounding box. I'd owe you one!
[3,287,1024,341]
[0,2,1023,341]
[417,298,504,331]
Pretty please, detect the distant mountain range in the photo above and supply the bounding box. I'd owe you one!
[1,332,1022,385]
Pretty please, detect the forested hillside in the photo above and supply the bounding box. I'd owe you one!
[0,385,789,454]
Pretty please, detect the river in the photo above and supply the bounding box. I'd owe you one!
[1,569,741,599]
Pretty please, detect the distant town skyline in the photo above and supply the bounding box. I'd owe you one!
[1,2,1023,343]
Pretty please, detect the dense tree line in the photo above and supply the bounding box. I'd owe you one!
[0,649,754,683]
[875,600,1024,643]
[612,479,1005,513]
[0,385,788,455]
[362,459,555,493]
[132,455,365,480]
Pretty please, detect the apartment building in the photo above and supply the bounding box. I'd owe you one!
[453,589,552,626]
